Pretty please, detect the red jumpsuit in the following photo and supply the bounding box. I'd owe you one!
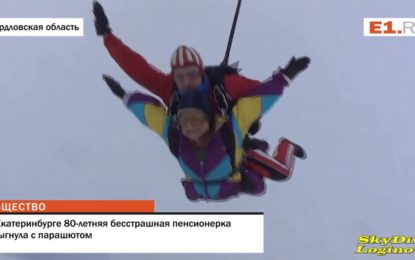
[103,33,261,105]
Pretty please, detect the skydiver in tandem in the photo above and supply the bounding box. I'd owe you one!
[101,55,310,201]
[93,0,286,152]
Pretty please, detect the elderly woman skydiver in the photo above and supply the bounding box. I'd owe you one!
[102,56,310,201]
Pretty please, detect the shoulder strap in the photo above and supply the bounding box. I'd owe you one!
[167,123,180,158]
[219,120,237,172]
[168,85,180,121]
[205,65,239,118]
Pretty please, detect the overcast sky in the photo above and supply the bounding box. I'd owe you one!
[1,0,415,259]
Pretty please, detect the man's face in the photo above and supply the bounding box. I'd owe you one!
[178,109,210,142]
[173,66,203,92]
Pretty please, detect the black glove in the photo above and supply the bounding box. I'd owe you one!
[93,1,111,36]
[281,56,310,80]
[103,74,125,99]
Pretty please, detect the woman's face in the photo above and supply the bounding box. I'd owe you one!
[178,109,210,142]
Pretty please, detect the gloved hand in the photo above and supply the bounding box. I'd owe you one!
[281,56,310,80]
[93,1,111,36]
[102,74,125,99]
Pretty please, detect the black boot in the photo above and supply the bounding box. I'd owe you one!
[243,136,270,153]
[248,120,261,135]
[279,137,307,160]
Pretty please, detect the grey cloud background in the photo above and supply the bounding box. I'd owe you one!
[1,0,415,259]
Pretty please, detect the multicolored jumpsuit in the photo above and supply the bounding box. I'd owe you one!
[123,72,289,201]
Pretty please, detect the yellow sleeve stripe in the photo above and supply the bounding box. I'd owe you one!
[144,104,168,136]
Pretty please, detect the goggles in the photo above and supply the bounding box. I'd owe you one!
[173,69,201,83]
[177,110,207,125]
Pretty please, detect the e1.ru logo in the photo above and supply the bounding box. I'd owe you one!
[364,18,415,36]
